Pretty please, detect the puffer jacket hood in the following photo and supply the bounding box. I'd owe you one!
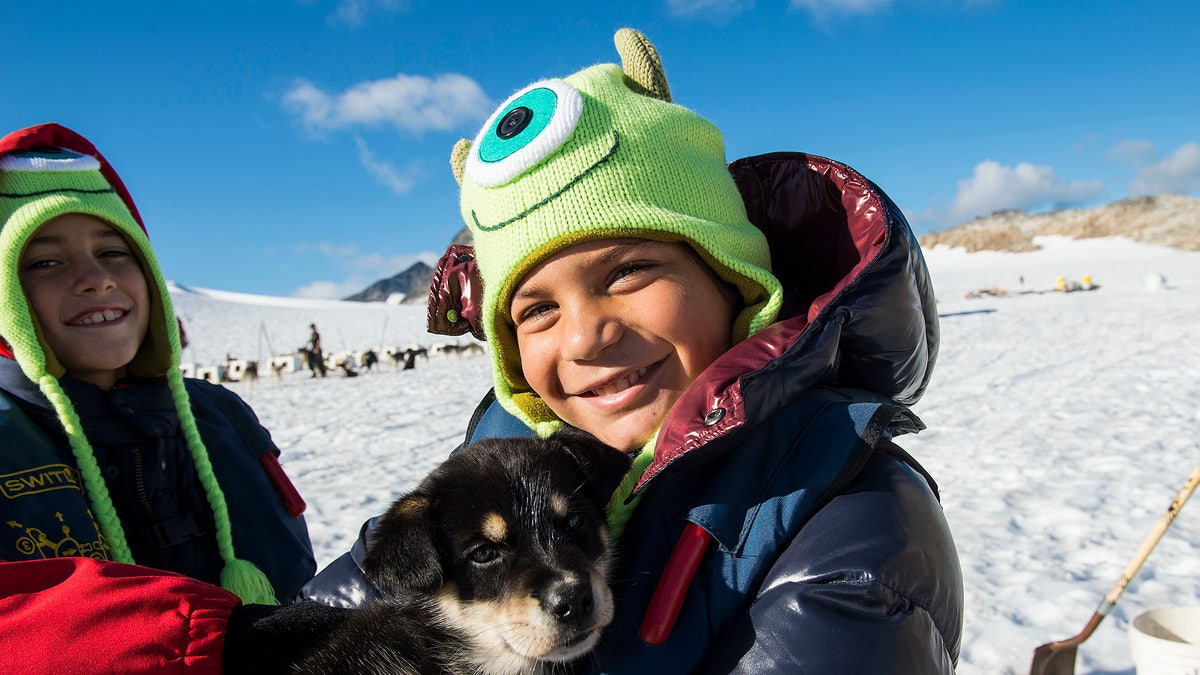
[637,151,938,492]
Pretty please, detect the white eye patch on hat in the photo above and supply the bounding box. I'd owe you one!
[465,80,583,188]
[0,148,100,172]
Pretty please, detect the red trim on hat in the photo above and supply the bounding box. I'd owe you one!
[0,123,146,234]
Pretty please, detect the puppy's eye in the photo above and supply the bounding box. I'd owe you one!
[464,79,583,187]
[468,544,500,565]
[564,513,584,533]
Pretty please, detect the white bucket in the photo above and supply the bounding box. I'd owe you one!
[1129,606,1200,675]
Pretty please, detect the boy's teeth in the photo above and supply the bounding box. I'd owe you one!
[591,367,648,396]
[79,309,124,325]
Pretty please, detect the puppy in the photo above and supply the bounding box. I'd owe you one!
[298,432,632,675]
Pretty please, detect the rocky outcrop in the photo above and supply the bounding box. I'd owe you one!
[918,195,1200,252]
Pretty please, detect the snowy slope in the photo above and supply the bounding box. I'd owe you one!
[170,236,1200,675]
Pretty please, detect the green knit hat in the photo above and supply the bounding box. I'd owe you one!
[450,29,783,433]
[0,124,278,604]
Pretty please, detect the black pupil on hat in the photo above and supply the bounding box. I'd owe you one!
[496,107,532,140]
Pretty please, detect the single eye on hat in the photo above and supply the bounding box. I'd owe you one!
[465,79,583,188]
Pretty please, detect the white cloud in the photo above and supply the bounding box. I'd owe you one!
[331,0,409,26]
[298,242,359,259]
[291,279,366,300]
[355,137,419,194]
[351,251,439,280]
[789,0,995,20]
[1106,138,1156,164]
[666,0,754,17]
[790,0,892,18]
[282,73,492,136]
[289,246,440,299]
[1128,142,1200,196]
[948,160,1104,222]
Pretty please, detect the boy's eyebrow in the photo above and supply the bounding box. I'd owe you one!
[594,239,658,264]
[512,280,550,300]
[95,229,129,244]
[25,231,63,245]
[579,239,667,271]
[512,239,660,300]
[26,226,125,247]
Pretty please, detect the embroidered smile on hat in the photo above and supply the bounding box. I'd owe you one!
[0,123,278,604]
[449,28,784,434]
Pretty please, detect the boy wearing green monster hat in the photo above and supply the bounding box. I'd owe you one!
[305,28,963,672]
[0,123,347,673]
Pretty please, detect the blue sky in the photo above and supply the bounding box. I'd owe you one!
[3,1,1198,298]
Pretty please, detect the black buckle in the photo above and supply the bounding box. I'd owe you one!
[144,512,212,550]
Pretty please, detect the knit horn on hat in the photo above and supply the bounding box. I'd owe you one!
[449,28,784,435]
[0,123,278,604]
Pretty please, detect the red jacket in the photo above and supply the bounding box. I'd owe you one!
[0,557,239,673]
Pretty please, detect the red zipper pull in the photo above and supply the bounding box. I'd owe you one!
[639,522,712,645]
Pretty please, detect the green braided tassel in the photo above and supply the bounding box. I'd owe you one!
[221,557,279,605]
[38,375,134,563]
[167,368,279,604]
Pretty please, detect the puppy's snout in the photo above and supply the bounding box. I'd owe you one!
[541,580,594,625]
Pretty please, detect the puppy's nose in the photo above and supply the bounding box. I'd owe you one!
[542,581,594,625]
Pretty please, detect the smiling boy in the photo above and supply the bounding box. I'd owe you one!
[0,123,320,673]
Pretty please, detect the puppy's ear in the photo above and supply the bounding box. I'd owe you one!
[552,430,634,506]
[363,492,443,596]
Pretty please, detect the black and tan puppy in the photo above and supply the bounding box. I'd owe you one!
[298,432,632,675]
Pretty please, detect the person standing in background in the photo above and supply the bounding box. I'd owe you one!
[306,322,327,377]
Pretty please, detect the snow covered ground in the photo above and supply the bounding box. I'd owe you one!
[169,235,1200,675]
